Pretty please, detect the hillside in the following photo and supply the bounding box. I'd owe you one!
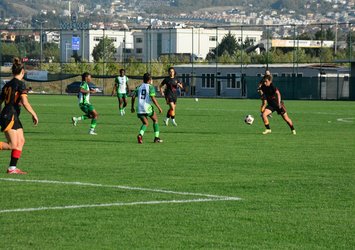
[0,0,333,19]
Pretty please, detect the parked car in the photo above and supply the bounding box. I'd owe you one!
[65,81,103,94]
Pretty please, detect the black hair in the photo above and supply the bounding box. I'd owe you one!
[143,73,151,83]
[82,72,91,82]
[168,66,176,76]
[12,57,24,75]
[263,74,272,82]
[119,69,125,74]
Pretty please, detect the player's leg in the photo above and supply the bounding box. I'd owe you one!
[169,101,177,126]
[72,105,90,126]
[5,129,27,174]
[118,96,124,115]
[122,96,127,110]
[150,112,162,143]
[88,109,98,135]
[0,140,11,150]
[137,115,149,144]
[164,97,171,125]
[281,113,296,134]
[262,108,273,134]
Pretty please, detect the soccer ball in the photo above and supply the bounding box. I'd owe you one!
[244,115,254,125]
[195,98,199,102]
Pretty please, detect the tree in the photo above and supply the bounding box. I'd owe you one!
[297,32,312,40]
[92,36,117,62]
[315,28,334,40]
[214,32,238,58]
[1,43,19,62]
[44,42,60,62]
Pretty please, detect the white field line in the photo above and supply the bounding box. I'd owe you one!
[0,178,240,199]
[0,178,241,213]
[0,197,240,214]
[336,117,355,123]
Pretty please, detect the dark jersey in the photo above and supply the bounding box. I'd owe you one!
[260,83,279,105]
[0,78,27,114]
[0,78,27,131]
[260,83,287,115]
[161,77,180,97]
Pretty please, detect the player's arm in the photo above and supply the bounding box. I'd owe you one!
[80,86,90,94]
[275,89,282,108]
[21,94,38,125]
[159,80,165,96]
[0,94,4,112]
[151,96,162,113]
[177,79,183,89]
[131,89,137,113]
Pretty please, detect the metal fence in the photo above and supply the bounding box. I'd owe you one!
[0,22,354,100]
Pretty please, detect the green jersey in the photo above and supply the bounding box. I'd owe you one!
[134,83,156,114]
[78,81,91,105]
[115,76,128,94]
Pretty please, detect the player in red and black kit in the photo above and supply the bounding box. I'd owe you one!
[0,58,38,174]
[159,67,183,126]
[260,75,296,135]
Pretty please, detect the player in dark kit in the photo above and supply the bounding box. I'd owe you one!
[159,67,183,126]
[0,58,39,174]
[260,75,296,135]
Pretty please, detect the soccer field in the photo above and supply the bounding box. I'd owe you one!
[0,95,354,249]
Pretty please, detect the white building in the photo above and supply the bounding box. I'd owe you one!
[132,27,263,62]
[60,29,134,62]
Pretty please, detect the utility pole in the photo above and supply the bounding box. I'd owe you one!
[35,19,47,70]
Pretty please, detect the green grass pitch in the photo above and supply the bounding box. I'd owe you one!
[0,95,354,249]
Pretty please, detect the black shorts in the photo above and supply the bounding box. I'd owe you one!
[165,94,177,104]
[0,107,23,132]
[266,101,287,115]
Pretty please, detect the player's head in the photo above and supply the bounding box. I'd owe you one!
[119,69,125,75]
[263,75,272,86]
[82,72,91,82]
[265,69,271,76]
[12,57,24,76]
[168,67,176,77]
[143,73,152,83]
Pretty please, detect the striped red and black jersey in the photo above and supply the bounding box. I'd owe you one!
[0,78,28,115]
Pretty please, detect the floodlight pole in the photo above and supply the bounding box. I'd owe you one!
[35,19,47,70]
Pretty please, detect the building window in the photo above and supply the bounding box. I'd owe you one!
[109,37,117,42]
[94,36,102,42]
[136,48,142,54]
[248,37,256,42]
[227,74,240,89]
[209,36,217,41]
[136,37,143,43]
[202,74,215,89]
[181,74,190,86]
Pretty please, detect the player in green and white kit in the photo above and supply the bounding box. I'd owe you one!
[131,73,163,144]
[112,69,129,116]
[72,72,99,135]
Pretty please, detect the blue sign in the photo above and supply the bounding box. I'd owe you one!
[72,37,80,51]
